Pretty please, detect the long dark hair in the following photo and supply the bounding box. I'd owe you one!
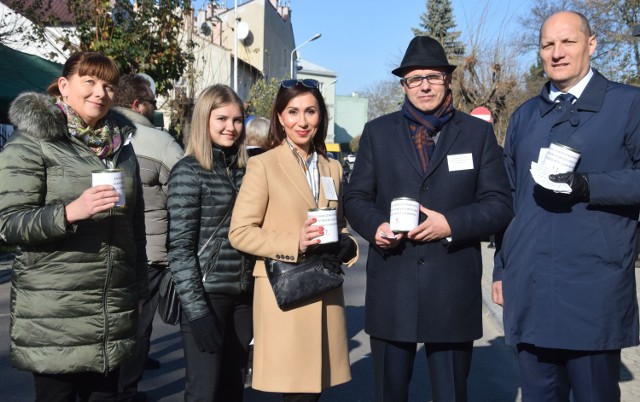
[267,83,328,158]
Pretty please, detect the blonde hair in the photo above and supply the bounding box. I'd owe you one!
[245,116,270,149]
[185,85,248,170]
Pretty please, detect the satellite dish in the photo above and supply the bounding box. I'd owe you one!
[237,21,250,41]
[200,22,212,36]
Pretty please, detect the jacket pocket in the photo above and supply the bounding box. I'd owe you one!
[200,238,222,282]
[595,213,624,266]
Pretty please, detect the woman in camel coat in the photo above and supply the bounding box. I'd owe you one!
[229,79,358,401]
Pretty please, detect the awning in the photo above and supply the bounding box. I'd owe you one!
[0,44,63,123]
[325,143,341,152]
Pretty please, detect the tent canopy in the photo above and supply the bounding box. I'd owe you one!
[0,44,62,124]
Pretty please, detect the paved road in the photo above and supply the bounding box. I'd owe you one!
[1,239,638,401]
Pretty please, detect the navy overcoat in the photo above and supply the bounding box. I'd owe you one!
[494,70,640,350]
[344,108,513,343]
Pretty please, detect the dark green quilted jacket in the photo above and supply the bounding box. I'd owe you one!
[167,148,254,322]
[0,93,148,374]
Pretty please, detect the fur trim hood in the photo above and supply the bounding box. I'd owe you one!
[9,92,135,141]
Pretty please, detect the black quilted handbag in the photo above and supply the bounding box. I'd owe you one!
[265,254,344,310]
[157,269,181,325]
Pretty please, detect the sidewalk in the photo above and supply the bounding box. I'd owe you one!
[1,246,639,400]
[479,244,640,401]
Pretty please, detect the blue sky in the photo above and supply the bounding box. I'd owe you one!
[221,0,535,96]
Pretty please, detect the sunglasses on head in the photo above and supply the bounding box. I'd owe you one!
[138,98,157,107]
[280,79,320,89]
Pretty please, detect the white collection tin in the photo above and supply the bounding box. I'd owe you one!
[390,197,420,232]
[542,142,581,174]
[92,169,125,207]
[308,208,339,244]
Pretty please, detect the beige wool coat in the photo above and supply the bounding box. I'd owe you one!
[229,143,358,393]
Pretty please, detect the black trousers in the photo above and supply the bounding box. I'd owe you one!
[118,264,164,400]
[371,336,473,402]
[181,292,253,402]
[33,369,120,402]
[517,343,621,402]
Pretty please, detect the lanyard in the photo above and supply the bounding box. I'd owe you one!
[285,139,319,206]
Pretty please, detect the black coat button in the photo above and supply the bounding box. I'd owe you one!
[418,258,425,265]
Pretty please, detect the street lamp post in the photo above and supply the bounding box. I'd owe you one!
[233,0,238,92]
[290,33,321,79]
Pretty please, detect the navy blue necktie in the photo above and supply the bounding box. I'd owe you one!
[556,93,576,104]
[554,93,579,126]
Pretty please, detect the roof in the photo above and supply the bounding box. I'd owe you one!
[2,0,75,25]
[0,43,63,123]
[297,59,337,77]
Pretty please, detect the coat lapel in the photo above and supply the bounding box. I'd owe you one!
[537,71,606,145]
[317,156,332,208]
[425,113,462,179]
[276,144,317,209]
[395,115,424,176]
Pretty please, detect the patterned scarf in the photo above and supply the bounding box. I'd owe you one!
[56,98,122,159]
[402,91,455,172]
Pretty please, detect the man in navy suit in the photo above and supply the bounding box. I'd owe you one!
[344,36,512,402]
[493,11,640,401]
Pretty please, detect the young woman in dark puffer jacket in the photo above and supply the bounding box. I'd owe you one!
[167,84,255,402]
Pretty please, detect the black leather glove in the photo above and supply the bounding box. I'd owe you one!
[337,234,357,262]
[189,314,221,354]
[548,172,590,202]
[320,253,344,275]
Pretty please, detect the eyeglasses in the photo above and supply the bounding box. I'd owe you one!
[400,73,447,88]
[280,79,320,89]
[139,98,157,107]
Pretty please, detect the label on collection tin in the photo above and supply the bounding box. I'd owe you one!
[92,169,125,207]
[308,208,338,244]
[389,197,419,232]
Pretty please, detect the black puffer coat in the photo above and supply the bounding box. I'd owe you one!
[167,147,254,321]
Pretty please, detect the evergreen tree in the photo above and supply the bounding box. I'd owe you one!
[412,0,465,60]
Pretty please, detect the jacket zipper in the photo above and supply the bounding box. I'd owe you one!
[201,239,221,283]
[225,167,247,291]
[102,207,114,373]
[67,125,131,373]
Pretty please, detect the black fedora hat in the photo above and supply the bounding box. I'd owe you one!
[392,36,457,77]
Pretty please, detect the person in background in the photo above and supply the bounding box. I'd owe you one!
[0,51,147,401]
[245,116,270,157]
[493,11,640,401]
[113,74,184,402]
[167,84,254,402]
[341,154,356,183]
[229,78,358,402]
[343,36,512,402]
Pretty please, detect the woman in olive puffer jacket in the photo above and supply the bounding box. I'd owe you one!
[167,84,254,402]
[0,52,147,399]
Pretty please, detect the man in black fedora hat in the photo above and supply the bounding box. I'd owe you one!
[344,36,512,402]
